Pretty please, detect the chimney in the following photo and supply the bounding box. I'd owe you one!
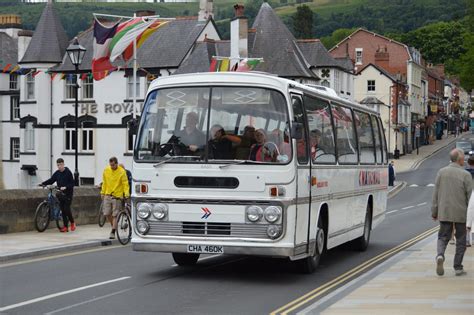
[374,45,389,71]
[230,4,248,68]
[17,30,33,61]
[198,0,214,22]
[0,14,22,38]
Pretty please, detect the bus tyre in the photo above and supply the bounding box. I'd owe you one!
[300,219,325,274]
[353,207,372,251]
[172,253,200,266]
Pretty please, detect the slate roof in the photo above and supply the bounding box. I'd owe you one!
[54,18,210,72]
[360,96,385,105]
[249,3,315,78]
[20,3,69,64]
[296,40,352,72]
[0,33,18,66]
[359,63,399,82]
[177,3,318,80]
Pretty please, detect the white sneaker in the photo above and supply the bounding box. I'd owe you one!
[455,269,466,276]
[436,255,444,276]
[109,231,115,239]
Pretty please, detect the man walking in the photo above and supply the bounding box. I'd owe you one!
[101,157,130,239]
[388,161,396,187]
[432,148,471,276]
[40,158,75,232]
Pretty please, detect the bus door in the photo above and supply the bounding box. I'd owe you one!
[291,95,312,251]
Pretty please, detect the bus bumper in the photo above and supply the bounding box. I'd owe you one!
[132,242,295,258]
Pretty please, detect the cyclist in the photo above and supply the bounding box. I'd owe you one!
[40,158,75,232]
[101,157,130,239]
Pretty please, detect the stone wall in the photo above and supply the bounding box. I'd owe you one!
[0,187,101,234]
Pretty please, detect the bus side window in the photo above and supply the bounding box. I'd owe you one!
[332,104,358,164]
[354,110,376,164]
[292,96,308,164]
[371,115,383,164]
[377,116,388,163]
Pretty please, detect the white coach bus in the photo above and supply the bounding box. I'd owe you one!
[132,72,388,273]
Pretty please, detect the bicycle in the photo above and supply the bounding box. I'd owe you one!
[34,185,65,232]
[116,200,132,245]
[95,185,106,227]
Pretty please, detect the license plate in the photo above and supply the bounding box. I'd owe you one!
[187,245,224,254]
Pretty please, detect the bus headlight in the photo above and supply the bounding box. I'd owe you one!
[137,203,152,219]
[267,225,282,239]
[137,220,150,234]
[264,206,281,223]
[152,203,168,220]
[246,206,263,222]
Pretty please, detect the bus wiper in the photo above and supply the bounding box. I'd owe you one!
[153,156,201,168]
[219,160,261,169]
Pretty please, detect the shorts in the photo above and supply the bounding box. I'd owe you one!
[102,195,122,217]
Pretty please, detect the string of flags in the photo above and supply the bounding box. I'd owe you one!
[209,57,263,72]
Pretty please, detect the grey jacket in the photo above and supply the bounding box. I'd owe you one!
[431,163,472,223]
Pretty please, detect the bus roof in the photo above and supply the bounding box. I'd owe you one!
[148,72,378,115]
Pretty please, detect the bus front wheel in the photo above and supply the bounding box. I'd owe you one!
[353,206,372,251]
[172,253,200,266]
[299,218,326,274]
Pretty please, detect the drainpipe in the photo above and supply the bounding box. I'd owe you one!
[50,72,53,176]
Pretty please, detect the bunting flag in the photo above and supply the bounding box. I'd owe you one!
[92,20,119,81]
[81,73,88,80]
[2,64,12,73]
[209,57,263,72]
[109,18,154,62]
[209,58,218,72]
[32,70,41,77]
[50,73,58,81]
[219,58,230,72]
[60,73,66,80]
[236,58,262,71]
[121,20,168,62]
[9,65,20,74]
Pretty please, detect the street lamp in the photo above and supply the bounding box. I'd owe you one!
[66,37,86,186]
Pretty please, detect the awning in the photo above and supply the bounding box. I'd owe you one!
[398,98,411,106]
[360,96,385,106]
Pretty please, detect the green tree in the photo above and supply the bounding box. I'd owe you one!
[321,28,356,49]
[293,4,313,39]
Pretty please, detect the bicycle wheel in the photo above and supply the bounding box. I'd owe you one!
[116,212,131,245]
[98,202,106,227]
[34,201,51,232]
[55,211,65,230]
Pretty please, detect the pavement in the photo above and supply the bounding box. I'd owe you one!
[392,132,465,173]
[308,233,474,315]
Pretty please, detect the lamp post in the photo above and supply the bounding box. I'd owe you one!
[66,37,86,186]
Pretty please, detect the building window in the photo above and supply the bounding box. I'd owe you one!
[82,75,94,99]
[334,70,341,94]
[10,74,18,90]
[24,122,35,151]
[10,137,20,160]
[80,177,95,186]
[65,75,77,99]
[64,122,76,152]
[355,48,363,65]
[127,126,135,152]
[367,80,376,92]
[81,121,94,152]
[127,76,140,99]
[26,73,35,100]
[10,96,20,120]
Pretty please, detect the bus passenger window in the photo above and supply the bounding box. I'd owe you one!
[354,111,376,164]
[304,96,336,164]
[332,104,358,164]
[292,96,308,164]
[371,115,383,163]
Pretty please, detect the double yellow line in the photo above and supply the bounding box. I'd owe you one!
[271,226,439,315]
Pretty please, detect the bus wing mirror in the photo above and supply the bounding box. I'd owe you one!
[128,118,139,136]
[291,122,303,140]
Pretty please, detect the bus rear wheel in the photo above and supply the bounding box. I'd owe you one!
[299,218,326,274]
[172,253,200,266]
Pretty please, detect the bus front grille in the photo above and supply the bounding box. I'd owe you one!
[147,221,270,239]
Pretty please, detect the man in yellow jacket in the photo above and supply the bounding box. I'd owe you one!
[101,156,130,239]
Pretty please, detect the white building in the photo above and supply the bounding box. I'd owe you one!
[355,63,409,157]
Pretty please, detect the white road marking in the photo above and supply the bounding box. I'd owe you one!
[402,206,415,210]
[409,184,419,187]
[0,276,130,312]
[387,210,398,214]
[427,183,435,187]
[417,202,427,206]
[171,254,220,267]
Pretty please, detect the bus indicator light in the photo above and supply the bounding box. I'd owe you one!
[270,187,278,196]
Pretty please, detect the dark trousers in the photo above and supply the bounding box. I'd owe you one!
[59,196,74,227]
[437,221,466,270]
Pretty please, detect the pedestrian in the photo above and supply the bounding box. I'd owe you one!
[40,158,75,232]
[432,148,472,276]
[467,191,474,247]
[101,157,130,239]
[388,161,395,187]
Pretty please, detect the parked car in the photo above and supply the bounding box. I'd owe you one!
[455,138,474,162]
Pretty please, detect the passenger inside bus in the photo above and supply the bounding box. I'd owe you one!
[310,129,325,160]
[234,125,256,160]
[249,129,278,162]
[208,124,241,159]
[175,112,205,154]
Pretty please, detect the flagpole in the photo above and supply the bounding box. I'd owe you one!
[133,12,137,120]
